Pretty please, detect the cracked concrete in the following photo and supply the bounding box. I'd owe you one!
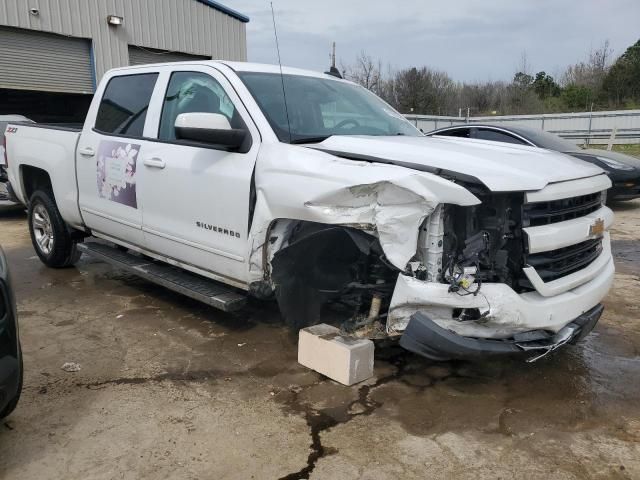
[0,200,639,479]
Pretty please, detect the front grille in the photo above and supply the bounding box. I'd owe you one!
[526,237,603,283]
[522,192,603,227]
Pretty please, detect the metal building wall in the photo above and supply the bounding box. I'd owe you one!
[0,0,247,86]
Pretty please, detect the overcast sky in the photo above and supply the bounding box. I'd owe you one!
[227,0,640,83]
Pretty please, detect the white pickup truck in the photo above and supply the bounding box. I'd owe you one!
[5,61,614,361]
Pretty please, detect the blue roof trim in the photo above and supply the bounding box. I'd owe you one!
[194,0,250,23]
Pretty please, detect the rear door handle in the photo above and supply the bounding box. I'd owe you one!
[79,147,95,157]
[143,157,166,169]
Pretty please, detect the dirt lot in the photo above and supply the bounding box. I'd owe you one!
[0,199,639,480]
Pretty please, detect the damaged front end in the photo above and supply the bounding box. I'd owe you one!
[251,144,612,362]
[268,183,611,363]
[387,184,613,362]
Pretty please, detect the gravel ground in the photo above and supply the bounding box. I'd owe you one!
[0,199,639,480]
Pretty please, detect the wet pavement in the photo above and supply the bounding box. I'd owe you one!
[0,200,639,479]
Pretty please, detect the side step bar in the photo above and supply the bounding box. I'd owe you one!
[77,242,246,312]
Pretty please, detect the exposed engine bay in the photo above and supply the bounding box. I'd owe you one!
[440,191,528,293]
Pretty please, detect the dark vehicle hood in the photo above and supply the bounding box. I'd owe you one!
[566,150,640,180]
[581,149,640,169]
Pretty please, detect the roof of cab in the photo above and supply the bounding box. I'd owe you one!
[110,60,346,81]
[220,61,346,79]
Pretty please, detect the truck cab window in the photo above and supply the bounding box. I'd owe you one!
[158,72,239,141]
[94,73,158,137]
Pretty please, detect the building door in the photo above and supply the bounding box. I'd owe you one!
[0,26,94,94]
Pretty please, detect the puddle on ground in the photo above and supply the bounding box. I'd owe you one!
[612,239,640,275]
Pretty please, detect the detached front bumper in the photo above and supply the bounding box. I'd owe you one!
[388,244,614,360]
[399,304,603,361]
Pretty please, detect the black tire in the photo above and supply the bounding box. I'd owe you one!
[0,345,23,419]
[28,190,81,268]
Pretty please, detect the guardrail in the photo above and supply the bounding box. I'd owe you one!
[405,109,640,145]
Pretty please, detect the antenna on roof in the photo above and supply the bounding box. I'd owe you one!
[325,41,342,79]
[270,2,292,143]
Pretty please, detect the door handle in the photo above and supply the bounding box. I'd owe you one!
[79,147,95,157]
[143,157,166,169]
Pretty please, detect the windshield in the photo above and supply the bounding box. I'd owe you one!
[237,72,422,143]
[520,128,583,152]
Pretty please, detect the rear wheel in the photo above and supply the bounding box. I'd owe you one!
[28,190,81,268]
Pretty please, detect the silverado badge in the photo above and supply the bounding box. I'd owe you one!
[589,218,605,237]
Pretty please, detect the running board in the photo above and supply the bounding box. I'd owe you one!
[77,242,246,312]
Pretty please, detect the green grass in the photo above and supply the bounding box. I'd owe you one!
[589,144,640,158]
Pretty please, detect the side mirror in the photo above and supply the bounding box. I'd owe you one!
[174,112,247,149]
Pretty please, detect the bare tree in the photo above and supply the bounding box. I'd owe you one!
[392,67,457,114]
[562,40,613,90]
[459,81,508,115]
[342,51,383,94]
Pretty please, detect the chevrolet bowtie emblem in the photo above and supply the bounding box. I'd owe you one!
[589,218,605,236]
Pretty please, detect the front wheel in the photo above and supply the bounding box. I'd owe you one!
[28,190,81,268]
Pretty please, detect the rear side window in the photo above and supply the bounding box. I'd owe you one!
[475,128,526,145]
[95,73,158,137]
[438,128,471,138]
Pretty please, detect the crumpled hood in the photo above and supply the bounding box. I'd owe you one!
[309,135,604,192]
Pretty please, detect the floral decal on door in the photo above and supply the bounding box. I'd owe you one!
[96,140,139,208]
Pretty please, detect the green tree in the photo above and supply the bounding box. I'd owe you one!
[532,71,560,99]
[561,84,593,110]
[602,39,640,107]
[513,71,533,88]
[508,71,541,114]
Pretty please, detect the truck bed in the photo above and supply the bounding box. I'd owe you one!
[5,122,84,227]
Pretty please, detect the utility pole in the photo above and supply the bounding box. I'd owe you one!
[325,42,341,78]
[331,42,336,69]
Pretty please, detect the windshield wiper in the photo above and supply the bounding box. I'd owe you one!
[289,135,331,144]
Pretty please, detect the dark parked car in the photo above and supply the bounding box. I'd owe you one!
[428,124,640,201]
[0,246,21,419]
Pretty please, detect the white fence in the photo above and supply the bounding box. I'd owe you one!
[405,109,640,145]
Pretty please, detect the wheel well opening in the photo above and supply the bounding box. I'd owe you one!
[269,221,399,330]
[21,166,53,202]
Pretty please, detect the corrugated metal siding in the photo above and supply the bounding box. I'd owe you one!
[0,25,93,93]
[128,45,210,65]
[0,0,247,89]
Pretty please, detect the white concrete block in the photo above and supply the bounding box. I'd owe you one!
[298,324,374,386]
